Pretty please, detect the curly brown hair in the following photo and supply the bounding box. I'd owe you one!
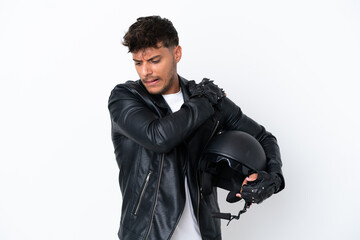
[123,16,179,53]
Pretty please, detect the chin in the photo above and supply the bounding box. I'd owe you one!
[146,87,163,95]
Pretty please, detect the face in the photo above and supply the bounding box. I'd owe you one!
[132,44,182,95]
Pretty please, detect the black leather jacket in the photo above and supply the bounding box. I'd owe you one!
[108,76,284,240]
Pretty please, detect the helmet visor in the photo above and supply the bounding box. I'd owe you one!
[204,154,253,177]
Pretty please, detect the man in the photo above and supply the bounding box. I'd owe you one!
[108,16,284,240]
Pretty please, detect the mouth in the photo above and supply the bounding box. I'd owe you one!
[143,78,160,86]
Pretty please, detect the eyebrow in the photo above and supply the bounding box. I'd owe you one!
[133,55,161,62]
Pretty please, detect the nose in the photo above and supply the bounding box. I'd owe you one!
[141,62,152,77]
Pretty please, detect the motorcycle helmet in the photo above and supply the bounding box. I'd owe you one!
[199,130,267,223]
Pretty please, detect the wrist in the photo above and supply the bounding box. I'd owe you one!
[270,173,282,192]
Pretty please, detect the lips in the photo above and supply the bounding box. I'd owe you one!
[144,78,160,85]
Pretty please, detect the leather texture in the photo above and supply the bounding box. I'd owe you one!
[188,78,225,105]
[108,76,284,240]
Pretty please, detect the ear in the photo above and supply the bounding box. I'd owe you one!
[173,45,182,63]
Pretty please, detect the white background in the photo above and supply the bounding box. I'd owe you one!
[1,0,359,239]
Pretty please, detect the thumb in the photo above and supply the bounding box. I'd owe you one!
[246,173,258,182]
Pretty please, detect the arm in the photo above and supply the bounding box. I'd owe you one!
[219,97,285,192]
[108,84,215,153]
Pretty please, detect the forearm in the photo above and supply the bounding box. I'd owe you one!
[109,86,214,153]
[220,97,284,191]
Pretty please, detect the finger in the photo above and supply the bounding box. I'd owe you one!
[239,192,253,202]
[241,185,255,194]
[246,173,258,182]
[242,178,248,186]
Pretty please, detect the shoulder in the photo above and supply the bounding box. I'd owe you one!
[108,80,156,109]
[109,80,147,99]
[110,80,141,93]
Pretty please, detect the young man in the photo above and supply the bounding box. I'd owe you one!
[108,16,284,240]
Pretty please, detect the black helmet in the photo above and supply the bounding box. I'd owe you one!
[199,130,267,223]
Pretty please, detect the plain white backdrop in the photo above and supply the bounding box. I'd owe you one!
[1,0,359,239]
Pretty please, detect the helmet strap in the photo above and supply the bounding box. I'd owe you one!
[211,201,252,226]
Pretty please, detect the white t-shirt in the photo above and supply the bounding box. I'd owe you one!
[162,90,202,240]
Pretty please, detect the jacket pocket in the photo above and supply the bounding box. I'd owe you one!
[133,171,152,215]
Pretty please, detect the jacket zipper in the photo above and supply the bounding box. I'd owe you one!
[134,171,152,215]
[197,120,219,239]
[196,183,203,240]
[145,154,165,240]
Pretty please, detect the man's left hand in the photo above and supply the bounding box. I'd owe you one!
[236,171,282,204]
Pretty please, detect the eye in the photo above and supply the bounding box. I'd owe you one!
[134,62,141,66]
[151,60,160,64]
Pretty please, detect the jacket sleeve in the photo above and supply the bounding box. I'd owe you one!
[108,85,215,153]
[219,97,285,192]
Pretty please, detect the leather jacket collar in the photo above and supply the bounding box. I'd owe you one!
[138,75,191,112]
